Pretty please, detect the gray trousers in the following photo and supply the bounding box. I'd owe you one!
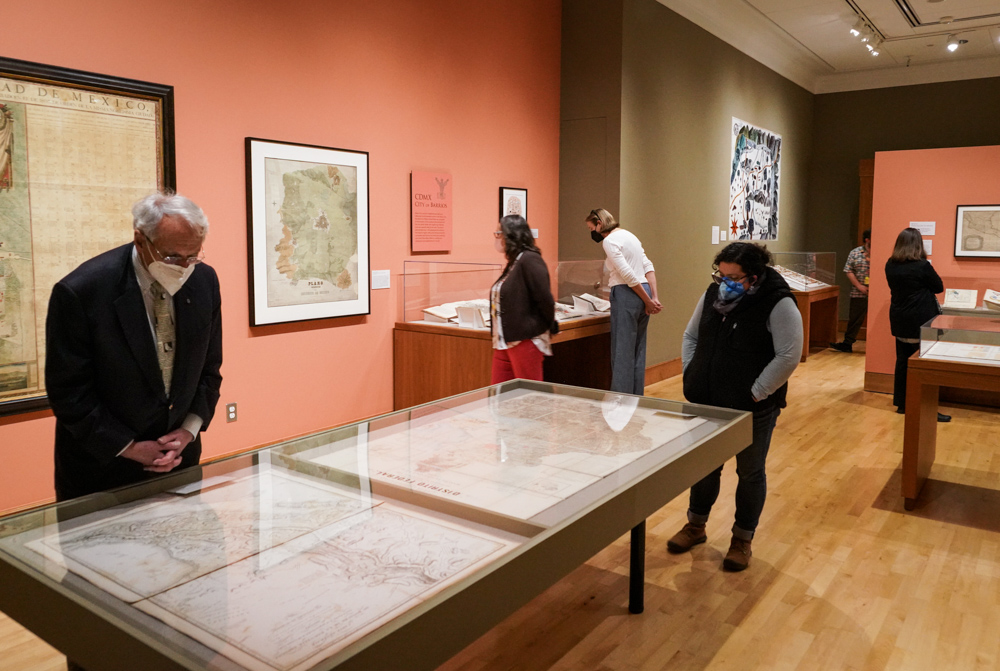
[609,283,650,395]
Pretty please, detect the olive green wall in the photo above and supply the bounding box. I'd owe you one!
[559,0,623,263]
[559,0,815,367]
[807,77,1000,317]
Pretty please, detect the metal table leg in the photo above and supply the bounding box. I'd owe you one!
[629,520,645,614]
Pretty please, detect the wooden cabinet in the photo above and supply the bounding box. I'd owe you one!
[791,286,840,362]
[902,355,1000,509]
[393,316,612,409]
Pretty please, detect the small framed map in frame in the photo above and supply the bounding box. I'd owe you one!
[246,138,370,326]
[499,187,527,220]
[955,205,1000,258]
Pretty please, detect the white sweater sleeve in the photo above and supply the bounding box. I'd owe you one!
[603,235,644,287]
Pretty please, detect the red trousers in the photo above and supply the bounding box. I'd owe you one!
[491,340,544,384]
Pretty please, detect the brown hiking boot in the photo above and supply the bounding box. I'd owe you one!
[723,537,752,571]
[666,523,707,554]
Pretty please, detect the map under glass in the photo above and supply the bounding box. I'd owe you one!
[264,157,359,308]
[294,389,709,520]
[958,208,1000,254]
[4,467,520,671]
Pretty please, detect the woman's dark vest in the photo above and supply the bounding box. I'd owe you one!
[683,269,793,412]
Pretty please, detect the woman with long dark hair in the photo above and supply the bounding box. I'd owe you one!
[886,227,949,421]
[489,215,557,383]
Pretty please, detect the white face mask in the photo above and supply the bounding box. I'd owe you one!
[148,261,195,295]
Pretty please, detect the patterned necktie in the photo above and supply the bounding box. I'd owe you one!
[150,280,175,395]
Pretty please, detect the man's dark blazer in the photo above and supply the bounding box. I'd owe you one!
[45,243,223,501]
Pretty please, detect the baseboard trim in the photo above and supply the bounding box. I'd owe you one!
[864,372,893,394]
[645,358,682,386]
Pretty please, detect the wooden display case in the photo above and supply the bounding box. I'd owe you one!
[393,315,611,410]
[791,286,840,362]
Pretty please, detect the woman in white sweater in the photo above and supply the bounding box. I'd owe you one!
[585,209,661,395]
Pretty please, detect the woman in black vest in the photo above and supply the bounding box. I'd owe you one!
[489,215,557,383]
[886,227,949,421]
[667,242,802,571]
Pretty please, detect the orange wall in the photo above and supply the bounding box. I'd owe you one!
[867,145,1000,377]
[0,0,562,512]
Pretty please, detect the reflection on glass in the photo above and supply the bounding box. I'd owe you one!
[283,386,715,522]
[0,382,740,671]
[919,314,1000,364]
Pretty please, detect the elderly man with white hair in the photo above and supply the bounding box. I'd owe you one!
[46,192,223,502]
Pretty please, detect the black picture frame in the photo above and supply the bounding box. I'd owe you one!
[245,137,371,326]
[954,205,1000,258]
[499,187,528,220]
[0,57,175,418]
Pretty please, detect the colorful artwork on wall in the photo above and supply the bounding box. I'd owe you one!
[729,118,781,241]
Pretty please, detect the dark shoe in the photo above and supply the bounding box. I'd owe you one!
[723,537,752,572]
[666,523,707,554]
[896,406,905,414]
[937,413,951,423]
[830,341,853,353]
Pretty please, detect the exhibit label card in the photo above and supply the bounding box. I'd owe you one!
[411,171,452,252]
[910,221,936,237]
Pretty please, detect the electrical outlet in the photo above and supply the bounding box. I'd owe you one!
[226,403,237,423]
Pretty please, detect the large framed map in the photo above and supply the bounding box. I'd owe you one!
[729,117,780,241]
[246,138,370,325]
[955,205,1000,258]
[0,57,174,417]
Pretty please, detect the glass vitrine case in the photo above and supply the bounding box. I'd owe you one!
[401,260,501,325]
[553,259,610,321]
[919,314,1000,365]
[0,381,750,671]
[771,251,836,290]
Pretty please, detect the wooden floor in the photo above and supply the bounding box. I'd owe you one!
[3,347,1000,670]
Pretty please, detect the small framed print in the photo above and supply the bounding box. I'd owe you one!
[955,205,1000,258]
[499,187,527,220]
[246,137,370,325]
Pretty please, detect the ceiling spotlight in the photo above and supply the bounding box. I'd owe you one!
[947,34,960,51]
[850,17,864,37]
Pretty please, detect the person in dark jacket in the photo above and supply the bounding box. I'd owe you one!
[666,242,802,571]
[46,193,223,502]
[886,227,949,422]
[489,215,557,383]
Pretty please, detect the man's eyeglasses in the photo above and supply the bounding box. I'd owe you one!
[143,233,205,266]
[711,270,747,285]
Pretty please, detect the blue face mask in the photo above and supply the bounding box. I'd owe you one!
[717,277,746,301]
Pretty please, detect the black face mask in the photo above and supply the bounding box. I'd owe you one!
[591,230,603,243]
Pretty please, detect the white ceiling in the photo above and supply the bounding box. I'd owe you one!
[659,0,1000,93]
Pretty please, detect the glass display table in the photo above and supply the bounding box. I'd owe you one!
[0,381,750,671]
[770,254,839,362]
[903,316,1000,509]
[394,260,611,408]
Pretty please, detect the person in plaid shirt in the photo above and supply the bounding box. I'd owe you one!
[830,229,871,353]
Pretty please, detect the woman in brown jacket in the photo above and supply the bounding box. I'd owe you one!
[489,215,557,383]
